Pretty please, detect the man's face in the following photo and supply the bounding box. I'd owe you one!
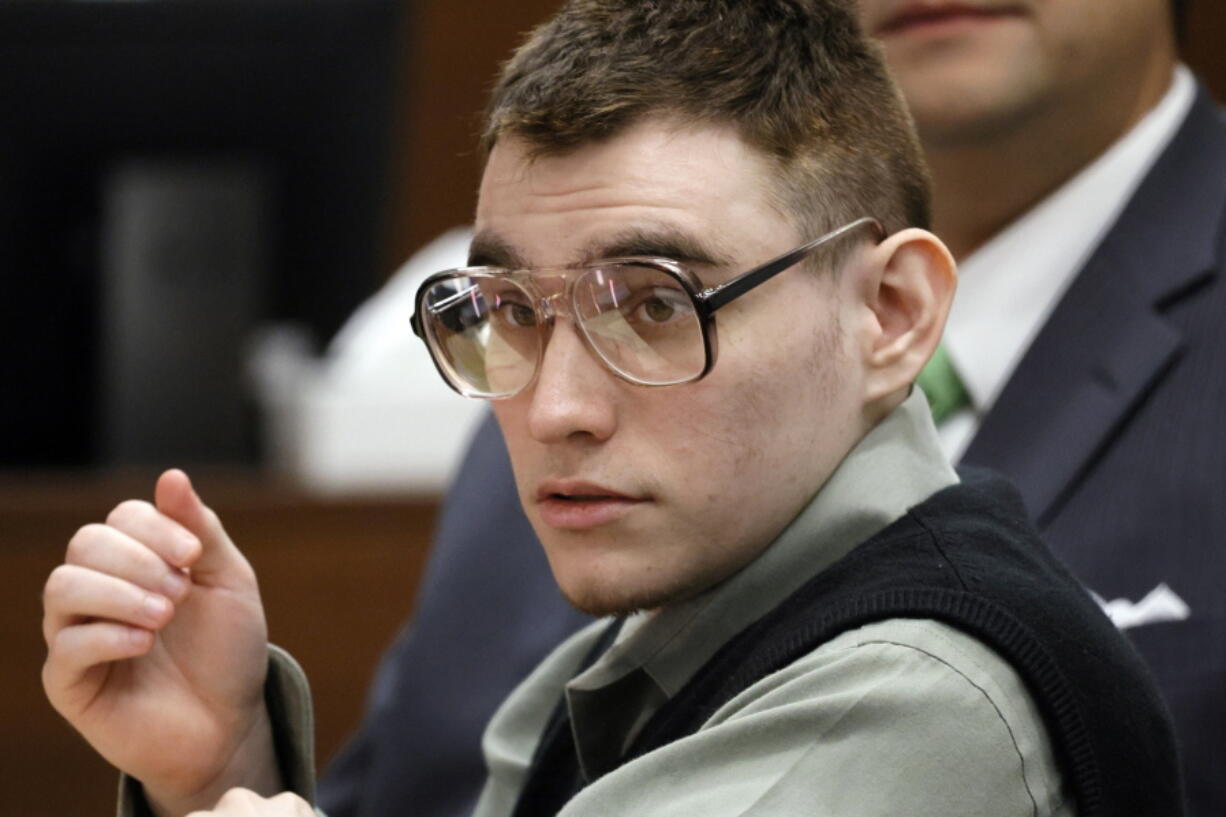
[476,120,873,616]
[858,0,1176,145]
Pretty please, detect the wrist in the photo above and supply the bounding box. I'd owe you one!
[143,708,282,817]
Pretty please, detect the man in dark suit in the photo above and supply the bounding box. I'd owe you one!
[321,0,1225,814]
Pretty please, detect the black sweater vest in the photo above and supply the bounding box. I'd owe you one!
[511,469,1184,817]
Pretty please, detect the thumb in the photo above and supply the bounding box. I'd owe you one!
[155,469,250,585]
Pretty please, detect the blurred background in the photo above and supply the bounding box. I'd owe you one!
[3,1,1226,814]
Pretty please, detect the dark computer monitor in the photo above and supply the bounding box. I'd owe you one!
[0,0,404,465]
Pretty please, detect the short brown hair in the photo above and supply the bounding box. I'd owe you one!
[483,0,930,242]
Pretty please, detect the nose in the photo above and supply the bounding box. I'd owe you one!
[526,317,619,444]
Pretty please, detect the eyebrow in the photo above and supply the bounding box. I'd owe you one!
[466,224,736,271]
[582,226,735,269]
[468,230,526,269]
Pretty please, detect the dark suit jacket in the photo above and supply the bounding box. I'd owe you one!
[319,88,1226,817]
[960,86,1226,814]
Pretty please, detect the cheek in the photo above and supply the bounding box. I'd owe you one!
[489,400,536,496]
[1034,2,1147,79]
[680,313,844,492]
[489,401,520,451]
[730,285,848,411]
[657,378,830,564]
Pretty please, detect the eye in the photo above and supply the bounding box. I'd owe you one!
[629,287,694,325]
[492,291,538,328]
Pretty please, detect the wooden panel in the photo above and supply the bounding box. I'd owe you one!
[1186,2,1226,101]
[384,0,563,268]
[0,469,436,817]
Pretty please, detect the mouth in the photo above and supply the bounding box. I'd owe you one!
[535,481,648,530]
[875,3,1026,37]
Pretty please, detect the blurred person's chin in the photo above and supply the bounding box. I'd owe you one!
[861,0,1178,149]
[869,8,1046,144]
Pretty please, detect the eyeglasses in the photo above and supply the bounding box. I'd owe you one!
[411,216,884,399]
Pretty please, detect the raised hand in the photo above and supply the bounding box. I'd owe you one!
[42,469,280,816]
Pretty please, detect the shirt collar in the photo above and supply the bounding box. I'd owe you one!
[565,389,957,778]
[945,65,1196,424]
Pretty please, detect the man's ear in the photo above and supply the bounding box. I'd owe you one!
[855,228,956,405]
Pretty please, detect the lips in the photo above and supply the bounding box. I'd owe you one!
[535,480,647,530]
[875,2,1025,36]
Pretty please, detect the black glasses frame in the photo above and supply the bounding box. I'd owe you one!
[411,216,884,397]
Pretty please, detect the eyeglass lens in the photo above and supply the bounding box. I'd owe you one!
[421,263,707,397]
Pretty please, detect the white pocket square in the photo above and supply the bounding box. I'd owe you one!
[1093,583,1191,631]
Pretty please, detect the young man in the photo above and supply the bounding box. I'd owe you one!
[42,2,1182,815]
[323,2,1225,815]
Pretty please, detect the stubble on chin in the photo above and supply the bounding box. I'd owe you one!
[561,585,652,619]
[560,581,690,619]
[554,557,730,618]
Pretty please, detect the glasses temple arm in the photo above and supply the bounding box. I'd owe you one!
[700,217,884,313]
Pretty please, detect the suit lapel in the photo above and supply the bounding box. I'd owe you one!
[962,87,1226,526]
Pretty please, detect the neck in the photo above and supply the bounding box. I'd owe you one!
[925,60,1178,260]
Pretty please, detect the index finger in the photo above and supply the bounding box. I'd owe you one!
[104,499,201,569]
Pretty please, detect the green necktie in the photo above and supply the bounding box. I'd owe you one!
[917,344,969,425]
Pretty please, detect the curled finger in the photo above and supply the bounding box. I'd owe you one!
[106,499,201,569]
[42,564,174,647]
[66,523,191,603]
[42,620,154,710]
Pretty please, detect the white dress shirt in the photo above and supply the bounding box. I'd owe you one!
[939,65,1196,460]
